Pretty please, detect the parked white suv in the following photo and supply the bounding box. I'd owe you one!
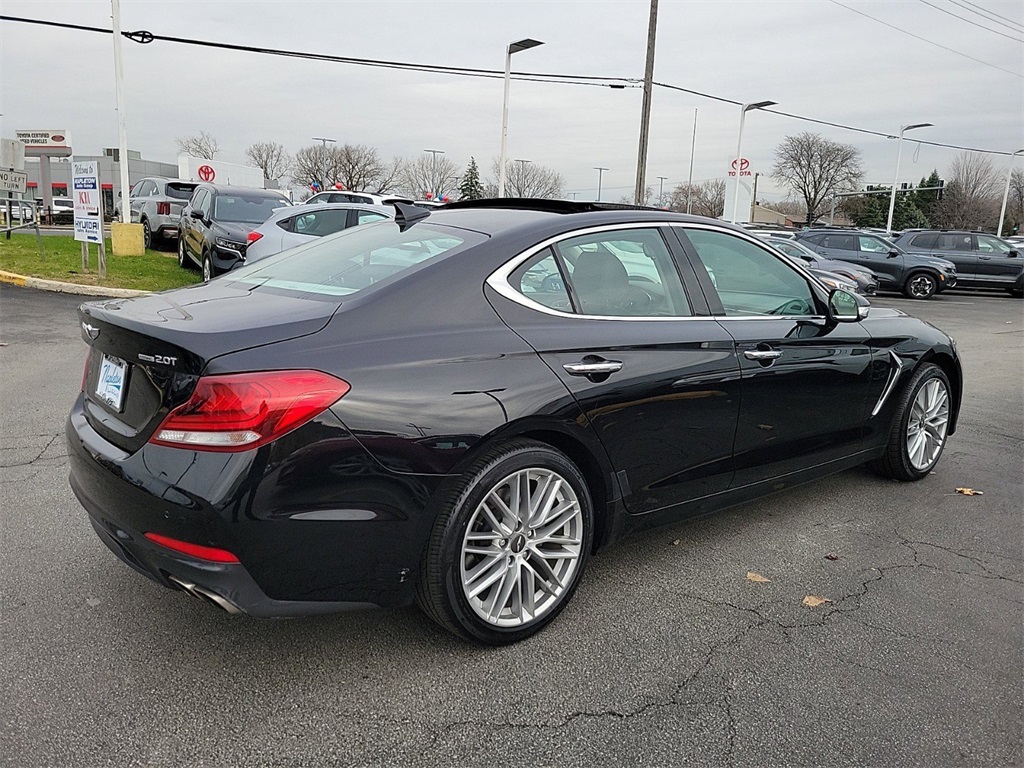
[115,177,199,248]
[304,191,412,206]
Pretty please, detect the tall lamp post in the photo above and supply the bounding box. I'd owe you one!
[997,148,1024,237]
[424,148,444,199]
[594,167,608,201]
[498,38,544,198]
[657,176,668,207]
[885,122,932,235]
[730,100,776,224]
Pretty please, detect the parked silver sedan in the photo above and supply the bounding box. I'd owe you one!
[243,202,394,263]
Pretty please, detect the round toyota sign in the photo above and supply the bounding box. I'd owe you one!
[197,165,216,182]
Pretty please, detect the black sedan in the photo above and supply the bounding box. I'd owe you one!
[67,200,962,645]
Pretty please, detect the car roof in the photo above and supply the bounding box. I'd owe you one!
[262,202,394,223]
[197,183,289,198]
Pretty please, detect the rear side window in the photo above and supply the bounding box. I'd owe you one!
[909,233,937,248]
[165,183,197,200]
[820,234,855,250]
[293,209,351,236]
[357,211,389,224]
[936,233,972,251]
[228,222,485,297]
[510,250,571,310]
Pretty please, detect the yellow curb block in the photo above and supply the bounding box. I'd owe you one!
[0,269,151,298]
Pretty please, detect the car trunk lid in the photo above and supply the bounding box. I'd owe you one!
[79,280,340,454]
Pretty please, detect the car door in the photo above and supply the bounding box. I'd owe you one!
[677,226,876,488]
[129,180,152,223]
[974,234,1021,286]
[186,189,210,260]
[931,233,977,280]
[485,224,741,515]
[848,234,906,289]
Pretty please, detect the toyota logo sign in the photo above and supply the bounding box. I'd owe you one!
[197,165,216,182]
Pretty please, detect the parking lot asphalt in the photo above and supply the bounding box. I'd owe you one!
[1,283,1021,768]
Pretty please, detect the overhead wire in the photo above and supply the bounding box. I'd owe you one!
[953,0,1024,30]
[914,0,1024,42]
[826,0,1023,79]
[0,14,1018,156]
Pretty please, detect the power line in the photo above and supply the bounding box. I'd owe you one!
[827,0,1023,79]
[0,14,1018,157]
[915,0,1024,42]
[953,0,1024,30]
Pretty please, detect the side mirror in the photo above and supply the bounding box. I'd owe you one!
[1008,249,1018,257]
[189,209,204,220]
[887,250,900,259]
[828,289,867,323]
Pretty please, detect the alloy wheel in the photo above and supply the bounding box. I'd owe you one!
[906,378,949,471]
[907,274,936,299]
[460,468,583,627]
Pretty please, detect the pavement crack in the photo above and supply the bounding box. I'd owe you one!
[0,432,63,468]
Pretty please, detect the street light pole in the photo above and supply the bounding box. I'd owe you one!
[730,100,776,224]
[657,176,668,207]
[634,0,659,205]
[424,149,445,199]
[312,137,336,148]
[886,122,932,236]
[111,0,131,225]
[997,149,1024,236]
[498,38,543,198]
[594,167,608,201]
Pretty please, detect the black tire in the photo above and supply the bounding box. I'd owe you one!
[416,439,594,645]
[141,218,152,250]
[1009,287,1023,298]
[202,251,214,282]
[868,363,952,481]
[902,272,937,299]
[177,236,189,268]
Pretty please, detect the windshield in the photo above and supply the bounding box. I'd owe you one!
[227,221,486,297]
[213,194,288,223]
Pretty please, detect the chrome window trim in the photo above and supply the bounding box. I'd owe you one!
[485,219,836,323]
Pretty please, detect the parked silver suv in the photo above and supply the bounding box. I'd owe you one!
[115,177,199,248]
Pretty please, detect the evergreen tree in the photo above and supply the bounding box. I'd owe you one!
[915,170,943,224]
[459,157,484,201]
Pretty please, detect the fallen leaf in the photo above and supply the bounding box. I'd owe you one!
[802,595,830,608]
[955,487,984,496]
[746,571,770,583]
[824,553,840,561]
[86,597,101,607]
[671,539,681,546]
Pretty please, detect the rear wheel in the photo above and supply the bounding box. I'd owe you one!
[869,363,951,481]
[141,218,152,250]
[416,439,593,645]
[903,272,937,299]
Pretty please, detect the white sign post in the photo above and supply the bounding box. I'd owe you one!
[72,159,106,277]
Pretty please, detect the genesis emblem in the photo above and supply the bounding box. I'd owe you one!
[82,322,100,340]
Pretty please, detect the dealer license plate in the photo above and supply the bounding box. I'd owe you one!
[96,354,127,411]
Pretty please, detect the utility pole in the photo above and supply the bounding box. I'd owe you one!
[634,0,659,206]
[594,167,608,201]
[749,172,760,223]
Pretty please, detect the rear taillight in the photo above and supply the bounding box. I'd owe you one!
[149,370,349,452]
[144,532,240,563]
[156,202,171,215]
[246,231,263,244]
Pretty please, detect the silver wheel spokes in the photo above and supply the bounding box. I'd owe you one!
[906,379,949,470]
[910,276,933,297]
[461,468,583,627]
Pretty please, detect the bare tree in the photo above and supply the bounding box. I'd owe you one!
[292,145,342,189]
[175,131,220,160]
[618,186,655,206]
[244,142,291,181]
[1007,167,1024,234]
[333,144,385,192]
[372,156,408,194]
[488,159,564,198]
[932,152,1001,230]
[402,154,462,200]
[771,132,862,225]
[667,179,726,218]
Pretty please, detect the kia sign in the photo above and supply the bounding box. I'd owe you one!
[197,165,216,182]
[72,160,103,244]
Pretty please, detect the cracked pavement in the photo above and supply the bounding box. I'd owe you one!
[1,284,1021,767]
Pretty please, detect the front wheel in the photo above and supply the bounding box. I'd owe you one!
[416,439,594,645]
[869,363,951,481]
[202,252,214,282]
[903,272,937,299]
[177,236,190,269]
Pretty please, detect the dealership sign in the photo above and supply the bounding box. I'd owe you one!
[728,158,752,177]
[15,130,69,148]
[72,160,102,243]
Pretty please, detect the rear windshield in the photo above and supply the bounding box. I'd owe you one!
[214,194,288,223]
[228,221,486,297]
[165,183,198,200]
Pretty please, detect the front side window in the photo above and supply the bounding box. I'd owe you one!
[976,235,1009,253]
[228,222,484,297]
[684,229,816,317]
[858,236,890,254]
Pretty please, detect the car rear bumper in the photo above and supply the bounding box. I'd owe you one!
[66,395,442,615]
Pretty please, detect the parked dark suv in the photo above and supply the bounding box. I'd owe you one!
[795,230,957,299]
[892,230,1023,297]
[178,184,291,281]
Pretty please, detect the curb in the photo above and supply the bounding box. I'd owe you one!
[0,270,152,298]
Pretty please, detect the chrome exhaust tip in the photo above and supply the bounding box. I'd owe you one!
[167,575,242,615]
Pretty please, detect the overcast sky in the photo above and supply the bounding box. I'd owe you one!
[2,0,1022,202]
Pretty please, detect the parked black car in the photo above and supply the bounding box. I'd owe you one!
[891,230,1024,297]
[178,184,290,281]
[795,229,957,299]
[765,236,879,294]
[67,200,962,645]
